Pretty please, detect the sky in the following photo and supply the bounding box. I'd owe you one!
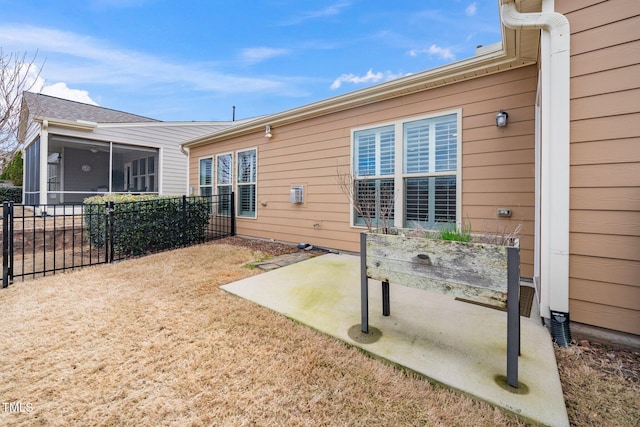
[0,0,502,122]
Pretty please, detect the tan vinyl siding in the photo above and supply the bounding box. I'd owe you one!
[559,0,640,334]
[189,65,537,277]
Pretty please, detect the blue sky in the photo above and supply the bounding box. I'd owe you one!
[0,0,501,122]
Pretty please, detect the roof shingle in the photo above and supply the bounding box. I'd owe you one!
[22,92,160,124]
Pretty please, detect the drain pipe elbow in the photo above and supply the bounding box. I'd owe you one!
[500,0,570,54]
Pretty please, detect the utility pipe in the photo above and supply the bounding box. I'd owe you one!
[500,1,571,322]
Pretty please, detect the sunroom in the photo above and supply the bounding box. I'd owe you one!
[23,134,159,205]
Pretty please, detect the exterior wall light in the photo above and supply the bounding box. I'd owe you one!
[265,125,273,138]
[496,110,509,127]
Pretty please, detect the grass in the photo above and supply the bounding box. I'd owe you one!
[435,221,472,242]
[0,240,637,426]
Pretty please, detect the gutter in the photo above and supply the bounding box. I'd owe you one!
[500,0,571,344]
[33,116,98,131]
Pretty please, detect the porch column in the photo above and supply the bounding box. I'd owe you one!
[39,120,49,206]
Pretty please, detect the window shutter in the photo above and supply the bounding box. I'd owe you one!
[199,158,212,186]
[404,122,430,174]
[435,117,457,172]
[356,133,376,176]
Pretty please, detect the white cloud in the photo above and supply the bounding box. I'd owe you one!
[41,82,98,105]
[465,2,478,17]
[408,44,455,61]
[0,24,286,95]
[240,47,290,64]
[330,68,405,90]
[279,2,351,26]
[5,61,99,105]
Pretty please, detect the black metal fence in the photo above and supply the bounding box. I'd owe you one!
[2,194,235,287]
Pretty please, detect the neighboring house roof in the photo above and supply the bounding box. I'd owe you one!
[17,92,256,146]
[21,92,159,124]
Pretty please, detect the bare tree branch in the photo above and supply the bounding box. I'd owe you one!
[336,166,396,233]
[0,48,42,165]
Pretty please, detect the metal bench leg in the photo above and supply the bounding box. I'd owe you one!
[382,280,390,316]
[360,232,369,333]
[506,246,520,388]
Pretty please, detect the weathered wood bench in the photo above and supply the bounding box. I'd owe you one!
[359,232,522,388]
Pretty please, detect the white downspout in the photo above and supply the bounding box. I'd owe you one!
[39,119,49,207]
[180,145,191,195]
[500,0,570,320]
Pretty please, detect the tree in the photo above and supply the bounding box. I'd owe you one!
[0,48,42,166]
[0,150,22,186]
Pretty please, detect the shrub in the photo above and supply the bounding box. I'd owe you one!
[84,194,212,256]
[0,186,22,203]
[1,152,23,186]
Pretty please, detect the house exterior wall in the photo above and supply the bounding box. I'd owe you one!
[95,123,229,195]
[558,0,640,335]
[189,65,538,277]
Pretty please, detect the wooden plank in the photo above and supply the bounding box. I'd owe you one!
[571,14,640,56]
[570,278,640,311]
[463,178,534,193]
[463,135,534,155]
[570,41,640,78]
[570,299,640,335]
[570,233,640,261]
[571,163,640,187]
[556,0,640,33]
[570,113,640,143]
[570,89,640,121]
[463,164,535,180]
[365,233,513,307]
[570,255,640,287]
[570,187,640,211]
[463,191,534,207]
[571,138,640,165]
[571,64,640,98]
[570,210,640,236]
[557,0,606,15]
[463,148,534,168]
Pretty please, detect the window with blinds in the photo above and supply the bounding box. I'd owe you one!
[403,113,457,228]
[237,149,257,218]
[216,153,233,215]
[199,157,213,197]
[351,111,459,230]
[353,125,395,226]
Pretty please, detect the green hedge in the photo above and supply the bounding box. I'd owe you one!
[84,194,212,256]
[0,186,22,203]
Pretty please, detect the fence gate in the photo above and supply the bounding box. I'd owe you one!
[2,194,234,288]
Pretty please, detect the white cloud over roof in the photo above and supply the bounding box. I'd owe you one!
[408,44,455,61]
[466,2,478,17]
[330,68,405,90]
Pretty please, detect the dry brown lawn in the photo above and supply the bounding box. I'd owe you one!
[0,239,638,426]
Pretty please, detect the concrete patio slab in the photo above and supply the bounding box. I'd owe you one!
[222,253,569,427]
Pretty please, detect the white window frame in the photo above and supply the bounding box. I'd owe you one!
[199,156,213,196]
[350,109,462,230]
[216,152,233,216]
[236,147,258,219]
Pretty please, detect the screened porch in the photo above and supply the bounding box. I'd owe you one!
[24,135,159,205]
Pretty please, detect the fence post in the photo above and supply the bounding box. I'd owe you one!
[8,201,13,283]
[109,201,115,263]
[182,195,188,244]
[230,192,236,236]
[2,201,9,288]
